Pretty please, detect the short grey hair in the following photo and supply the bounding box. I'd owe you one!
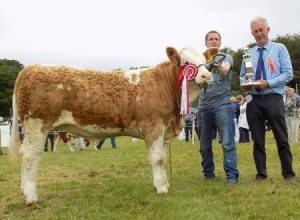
[250,16,269,29]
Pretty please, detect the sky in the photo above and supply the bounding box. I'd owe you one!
[1,0,299,71]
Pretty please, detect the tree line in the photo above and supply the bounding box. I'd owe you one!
[1,34,300,117]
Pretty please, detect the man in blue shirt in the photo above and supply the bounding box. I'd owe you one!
[198,30,239,183]
[240,16,296,183]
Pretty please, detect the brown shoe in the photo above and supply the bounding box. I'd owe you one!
[285,177,297,185]
[255,176,267,182]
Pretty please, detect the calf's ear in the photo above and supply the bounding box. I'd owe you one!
[203,47,219,62]
[166,47,180,66]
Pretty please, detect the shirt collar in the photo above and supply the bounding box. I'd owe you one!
[256,41,271,52]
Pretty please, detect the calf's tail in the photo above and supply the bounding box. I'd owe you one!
[10,93,21,159]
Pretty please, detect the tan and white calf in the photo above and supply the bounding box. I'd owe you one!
[10,47,217,205]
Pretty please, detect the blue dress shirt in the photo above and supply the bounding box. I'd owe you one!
[240,41,293,95]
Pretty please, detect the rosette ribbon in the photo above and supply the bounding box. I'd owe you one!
[177,63,198,115]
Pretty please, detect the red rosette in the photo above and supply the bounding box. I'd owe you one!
[177,63,198,87]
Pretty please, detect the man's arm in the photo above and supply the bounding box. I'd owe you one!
[214,61,231,76]
[214,54,233,76]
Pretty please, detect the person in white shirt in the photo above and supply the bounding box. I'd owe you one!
[237,95,250,143]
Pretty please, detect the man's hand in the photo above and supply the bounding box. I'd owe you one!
[213,61,222,67]
[241,80,269,91]
[253,80,269,90]
[213,61,231,76]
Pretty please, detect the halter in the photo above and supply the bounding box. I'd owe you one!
[177,53,226,115]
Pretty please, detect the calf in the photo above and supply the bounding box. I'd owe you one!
[10,47,217,205]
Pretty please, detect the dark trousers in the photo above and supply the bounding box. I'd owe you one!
[184,125,193,142]
[19,132,24,144]
[44,133,55,152]
[246,93,295,179]
[239,127,250,143]
[96,137,116,150]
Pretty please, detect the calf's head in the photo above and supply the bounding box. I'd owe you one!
[166,47,219,86]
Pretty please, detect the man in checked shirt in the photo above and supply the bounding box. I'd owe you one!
[240,16,296,184]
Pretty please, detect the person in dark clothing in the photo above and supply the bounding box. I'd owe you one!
[184,107,197,142]
[95,137,117,150]
[44,130,55,152]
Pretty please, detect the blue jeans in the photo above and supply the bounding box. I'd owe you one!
[199,104,239,182]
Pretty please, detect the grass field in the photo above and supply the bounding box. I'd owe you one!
[0,132,300,220]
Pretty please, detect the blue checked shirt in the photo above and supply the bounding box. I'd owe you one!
[240,41,293,95]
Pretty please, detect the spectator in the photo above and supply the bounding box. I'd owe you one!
[184,107,197,142]
[95,137,117,150]
[18,120,24,143]
[44,130,55,152]
[284,87,300,142]
[237,96,250,143]
[230,96,240,143]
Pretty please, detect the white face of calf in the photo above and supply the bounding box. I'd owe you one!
[179,47,213,86]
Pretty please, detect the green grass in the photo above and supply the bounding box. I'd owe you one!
[1,133,300,220]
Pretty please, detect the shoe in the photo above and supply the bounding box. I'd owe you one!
[285,177,297,185]
[255,176,267,182]
[227,179,238,184]
[203,176,215,181]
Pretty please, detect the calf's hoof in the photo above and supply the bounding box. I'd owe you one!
[26,198,38,207]
[156,186,168,195]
